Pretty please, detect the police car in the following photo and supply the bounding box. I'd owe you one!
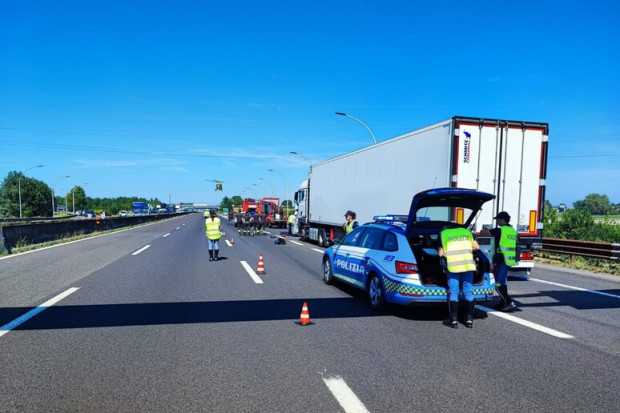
[322,188,497,309]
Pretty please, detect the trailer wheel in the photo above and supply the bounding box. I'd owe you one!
[368,273,385,311]
[322,258,334,284]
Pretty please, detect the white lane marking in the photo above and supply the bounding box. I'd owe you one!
[163,233,171,238]
[240,261,264,284]
[289,240,304,246]
[311,248,324,254]
[225,240,232,247]
[132,245,151,255]
[518,276,620,299]
[0,287,80,338]
[322,375,370,413]
[176,227,181,230]
[477,305,574,339]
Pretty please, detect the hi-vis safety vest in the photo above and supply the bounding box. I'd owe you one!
[441,227,476,273]
[205,217,222,240]
[498,225,517,267]
[345,221,356,234]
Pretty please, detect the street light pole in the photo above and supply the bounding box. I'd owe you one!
[18,164,44,218]
[268,169,288,211]
[51,175,70,216]
[335,112,377,144]
[290,151,312,163]
[259,178,276,197]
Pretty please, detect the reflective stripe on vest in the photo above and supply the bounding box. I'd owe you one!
[441,227,476,273]
[205,217,222,240]
[498,225,517,267]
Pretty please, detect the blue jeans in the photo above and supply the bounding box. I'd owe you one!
[447,270,474,302]
[495,263,510,287]
[207,238,220,250]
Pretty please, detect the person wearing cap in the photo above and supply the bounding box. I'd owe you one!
[342,210,359,235]
[482,211,518,311]
[205,209,222,261]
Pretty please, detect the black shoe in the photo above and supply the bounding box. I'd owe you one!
[465,301,475,328]
[443,301,458,329]
[493,301,506,310]
[499,301,517,312]
[443,319,458,329]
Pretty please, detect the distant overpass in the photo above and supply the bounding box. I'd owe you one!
[186,203,220,213]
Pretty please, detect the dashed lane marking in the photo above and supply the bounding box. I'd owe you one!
[163,233,171,238]
[311,248,324,254]
[289,240,304,246]
[477,305,574,339]
[240,261,264,284]
[131,245,151,255]
[0,287,80,338]
[322,375,370,413]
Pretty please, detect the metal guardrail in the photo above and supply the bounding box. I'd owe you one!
[540,237,620,261]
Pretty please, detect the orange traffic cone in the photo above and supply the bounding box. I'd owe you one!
[296,302,313,326]
[231,237,235,245]
[257,253,265,274]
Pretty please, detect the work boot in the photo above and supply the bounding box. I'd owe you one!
[208,249,214,261]
[494,285,508,309]
[465,301,475,328]
[499,301,517,312]
[443,301,459,329]
[496,285,516,311]
[214,249,219,261]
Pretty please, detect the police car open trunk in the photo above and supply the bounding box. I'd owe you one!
[405,188,495,287]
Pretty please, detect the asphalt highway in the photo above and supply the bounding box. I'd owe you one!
[1,214,618,412]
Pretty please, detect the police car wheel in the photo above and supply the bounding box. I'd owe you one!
[322,258,334,285]
[368,274,385,310]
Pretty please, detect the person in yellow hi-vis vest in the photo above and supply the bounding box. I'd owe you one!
[438,226,480,329]
[342,210,359,235]
[205,209,222,261]
[481,211,518,312]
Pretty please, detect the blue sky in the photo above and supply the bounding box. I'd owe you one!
[1,1,619,207]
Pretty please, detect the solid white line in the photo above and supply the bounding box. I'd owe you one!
[240,261,264,284]
[163,233,171,238]
[522,276,620,299]
[0,287,80,338]
[289,240,304,246]
[131,245,151,255]
[311,248,324,254]
[477,305,574,339]
[322,375,370,413]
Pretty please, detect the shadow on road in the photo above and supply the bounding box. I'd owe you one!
[512,289,620,310]
[1,297,389,331]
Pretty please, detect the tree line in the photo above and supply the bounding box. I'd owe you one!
[544,193,620,243]
[0,171,161,217]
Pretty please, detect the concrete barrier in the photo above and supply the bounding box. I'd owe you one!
[0,213,189,253]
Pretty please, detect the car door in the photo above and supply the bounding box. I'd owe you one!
[331,228,367,289]
[335,227,387,289]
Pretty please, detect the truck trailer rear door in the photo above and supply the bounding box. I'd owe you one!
[451,117,549,240]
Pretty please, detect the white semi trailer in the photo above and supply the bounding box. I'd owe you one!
[293,116,549,273]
